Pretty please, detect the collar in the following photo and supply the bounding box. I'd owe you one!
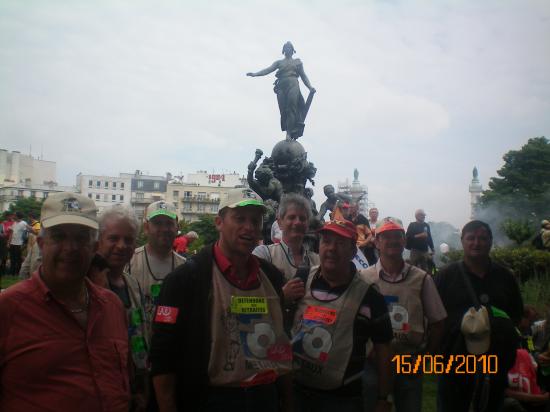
[375,260,409,282]
[34,268,107,303]
[213,242,260,289]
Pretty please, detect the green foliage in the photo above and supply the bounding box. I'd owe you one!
[186,215,218,252]
[3,197,43,220]
[501,219,536,246]
[520,274,550,314]
[439,247,550,281]
[480,137,550,221]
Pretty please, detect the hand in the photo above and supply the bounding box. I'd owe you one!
[283,278,305,302]
[416,232,428,239]
[246,72,255,77]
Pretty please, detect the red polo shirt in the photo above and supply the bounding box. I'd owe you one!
[213,242,260,289]
[0,271,130,412]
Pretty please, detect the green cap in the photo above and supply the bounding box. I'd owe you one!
[218,188,265,212]
[146,201,177,221]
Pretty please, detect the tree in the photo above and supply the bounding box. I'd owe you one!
[3,197,43,220]
[501,219,535,246]
[187,215,218,252]
[480,137,550,221]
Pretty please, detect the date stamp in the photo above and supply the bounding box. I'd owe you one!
[392,354,498,375]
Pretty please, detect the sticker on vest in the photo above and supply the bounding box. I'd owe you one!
[240,369,278,387]
[154,305,179,324]
[130,309,143,326]
[241,322,276,359]
[389,303,409,332]
[267,343,293,361]
[302,326,332,362]
[303,305,337,325]
[230,296,268,314]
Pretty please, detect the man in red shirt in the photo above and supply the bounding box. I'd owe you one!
[0,192,130,412]
[173,231,199,256]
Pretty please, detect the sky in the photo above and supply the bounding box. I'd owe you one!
[1,0,549,228]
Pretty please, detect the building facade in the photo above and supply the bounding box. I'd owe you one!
[76,173,132,212]
[0,149,56,187]
[0,183,75,212]
[120,171,168,220]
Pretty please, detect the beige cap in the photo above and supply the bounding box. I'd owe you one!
[461,306,491,355]
[146,201,177,221]
[218,188,265,212]
[41,192,98,230]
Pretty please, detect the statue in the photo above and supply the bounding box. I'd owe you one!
[247,41,316,140]
[317,184,352,221]
[354,168,359,181]
[247,149,283,202]
[473,166,479,180]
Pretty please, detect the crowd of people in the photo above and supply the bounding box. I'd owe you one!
[0,190,549,412]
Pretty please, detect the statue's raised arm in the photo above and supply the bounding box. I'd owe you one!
[246,41,315,140]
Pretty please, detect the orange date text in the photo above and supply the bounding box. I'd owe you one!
[391,354,498,375]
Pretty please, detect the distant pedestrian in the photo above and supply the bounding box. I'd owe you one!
[8,211,28,275]
[405,209,435,272]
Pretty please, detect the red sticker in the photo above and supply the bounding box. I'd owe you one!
[319,352,329,362]
[154,306,179,324]
[303,305,337,325]
[267,344,293,361]
[240,370,278,387]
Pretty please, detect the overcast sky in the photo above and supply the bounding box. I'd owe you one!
[1,0,549,228]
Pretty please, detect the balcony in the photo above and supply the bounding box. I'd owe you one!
[181,195,220,204]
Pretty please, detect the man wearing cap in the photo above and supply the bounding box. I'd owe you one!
[405,209,435,272]
[128,201,185,333]
[0,192,130,411]
[436,220,524,412]
[253,193,319,302]
[291,218,394,412]
[150,188,292,411]
[361,217,447,412]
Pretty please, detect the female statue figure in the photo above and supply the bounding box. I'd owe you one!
[247,41,316,140]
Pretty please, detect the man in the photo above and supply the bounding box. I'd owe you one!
[96,205,150,411]
[0,214,14,275]
[8,211,28,275]
[291,218,394,412]
[150,188,292,411]
[253,193,320,302]
[173,231,199,256]
[128,201,185,332]
[363,207,379,265]
[436,220,524,412]
[361,217,447,412]
[0,192,129,411]
[405,209,435,272]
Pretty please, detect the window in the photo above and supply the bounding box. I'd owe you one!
[173,190,179,198]
[112,182,117,189]
[43,192,49,199]
[154,182,160,190]
[137,180,143,189]
[18,190,24,197]
[210,192,220,200]
[96,181,101,188]
[136,192,144,200]
[120,182,125,189]
[197,203,206,212]
[184,191,192,198]
[112,195,116,201]
[88,180,93,188]
[183,203,192,211]
[88,193,92,199]
[210,204,218,213]
[31,191,36,198]
[197,192,206,200]
[96,194,100,201]
[104,194,109,202]
[120,195,124,201]
[104,181,109,189]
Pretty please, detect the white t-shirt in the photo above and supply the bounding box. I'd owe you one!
[10,220,28,246]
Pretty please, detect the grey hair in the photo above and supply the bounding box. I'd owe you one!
[277,193,312,221]
[98,205,139,237]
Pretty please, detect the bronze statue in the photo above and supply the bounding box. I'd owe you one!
[317,184,352,221]
[247,41,316,140]
[247,150,283,202]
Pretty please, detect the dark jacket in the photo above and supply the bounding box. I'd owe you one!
[149,245,285,410]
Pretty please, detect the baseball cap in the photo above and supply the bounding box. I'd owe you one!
[41,192,98,230]
[218,188,266,212]
[461,306,491,355]
[375,217,405,236]
[318,219,357,241]
[146,201,177,221]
